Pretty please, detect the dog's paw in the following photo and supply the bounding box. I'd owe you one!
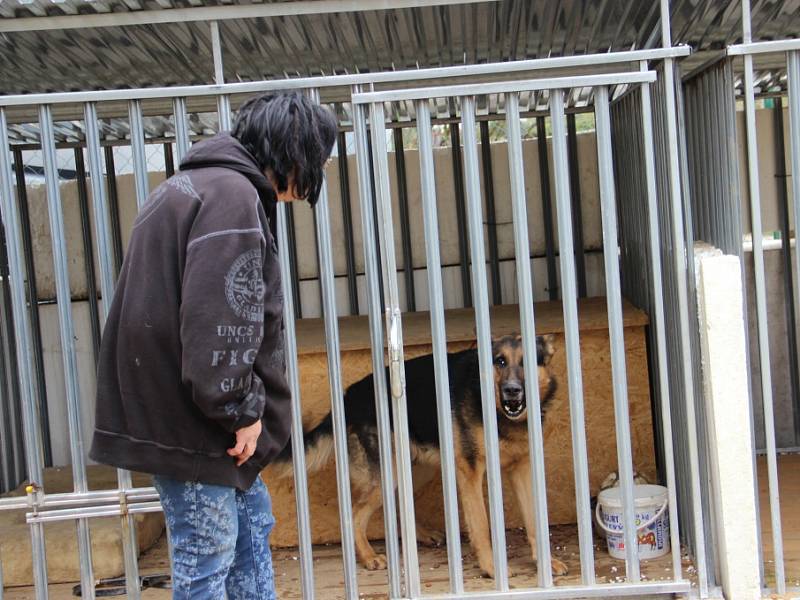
[416,526,445,546]
[363,554,387,571]
[550,558,569,576]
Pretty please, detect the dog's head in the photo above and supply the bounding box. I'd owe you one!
[492,334,557,422]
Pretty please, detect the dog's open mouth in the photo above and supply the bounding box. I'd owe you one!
[501,398,526,418]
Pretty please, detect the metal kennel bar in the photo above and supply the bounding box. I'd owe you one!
[277,201,315,600]
[462,93,510,591]
[84,100,144,600]
[736,0,787,592]
[128,99,150,208]
[594,85,640,581]
[173,97,191,163]
[505,91,553,590]
[550,89,595,585]
[416,98,464,595]
[351,87,403,598]
[0,106,51,600]
[39,104,97,600]
[308,87,360,600]
[368,98,422,597]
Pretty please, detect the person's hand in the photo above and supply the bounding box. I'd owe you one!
[228,420,262,466]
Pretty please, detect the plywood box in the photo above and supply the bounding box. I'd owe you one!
[263,297,656,547]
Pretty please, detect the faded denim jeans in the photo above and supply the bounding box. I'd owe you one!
[153,474,276,600]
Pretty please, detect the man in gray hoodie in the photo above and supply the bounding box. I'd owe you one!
[90,91,337,599]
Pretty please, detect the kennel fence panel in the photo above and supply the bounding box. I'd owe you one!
[727,11,800,591]
[1,43,705,600]
[350,68,690,599]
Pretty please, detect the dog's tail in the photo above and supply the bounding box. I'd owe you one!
[270,415,335,479]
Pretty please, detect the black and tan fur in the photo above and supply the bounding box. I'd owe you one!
[273,334,568,577]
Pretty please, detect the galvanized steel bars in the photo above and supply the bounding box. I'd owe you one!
[39,103,97,600]
[0,107,50,600]
[416,98,464,594]
[739,0,786,592]
[128,99,150,208]
[368,97,422,598]
[637,67,686,587]
[461,94,509,590]
[306,87,360,599]
[505,91,553,589]
[172,97,191,164]
[549,89,595,584]
[351,85,402,598]
[593,86,639,581]
[84,101,143,600]
[659,1,711,590]
[789,49,800,447]
[277,201,315,600]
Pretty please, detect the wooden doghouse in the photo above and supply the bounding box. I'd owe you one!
[263,297,656,546]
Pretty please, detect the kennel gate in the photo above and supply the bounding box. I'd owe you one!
[0,24,708,600]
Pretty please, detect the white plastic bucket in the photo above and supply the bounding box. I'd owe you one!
[595,484,670,560]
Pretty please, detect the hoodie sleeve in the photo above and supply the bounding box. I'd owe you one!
[180,187,271,433]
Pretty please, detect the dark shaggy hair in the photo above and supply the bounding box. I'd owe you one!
[232,91,337,206]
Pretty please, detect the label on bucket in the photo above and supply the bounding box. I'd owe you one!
[601,506,670,560]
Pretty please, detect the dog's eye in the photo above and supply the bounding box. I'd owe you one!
[494,356,507,368]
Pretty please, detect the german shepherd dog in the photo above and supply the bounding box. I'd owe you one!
[273,334,568,578]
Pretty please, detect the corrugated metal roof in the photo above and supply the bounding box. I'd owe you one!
[1,0,798,144]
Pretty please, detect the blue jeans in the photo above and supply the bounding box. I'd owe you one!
[153,475,276,600]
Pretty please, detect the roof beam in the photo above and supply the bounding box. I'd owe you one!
[0,0,500,33]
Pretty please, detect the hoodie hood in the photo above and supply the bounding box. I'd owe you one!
[180,132,278,237]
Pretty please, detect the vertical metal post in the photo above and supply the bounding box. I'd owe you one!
[351,89,402,598]
[84,101,142,600]
[594,86,640,580]
[11,148,52,466]
[128,99,150,208]
[393,128,416,312]
[550,90,595,584]
[103,146,124,276]
[772,97,800,445]
[537,116,559,300]
[163,143,175,178]
[740,2,785,591]
[0,117,46,520]
[74,147,102,365]
[369,99,421,598]
[449,124,472,308]
[0,155,25,491]
[480,120,502,305]
[416,99,463,594]
[640,76,686,584]
[172,97,191,165]
[567,113,587,298]
[210,22,232,130]
[285,203,303,319]
[277,201,315,600]
[787,50,800,446]
[308,88,359,600]
[39,104,96,600]
[506,92,553,589]
[656,0,712,581]
[461,95,509,591]
[337,131,360,315]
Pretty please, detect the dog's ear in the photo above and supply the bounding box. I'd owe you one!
[538,334,556,366]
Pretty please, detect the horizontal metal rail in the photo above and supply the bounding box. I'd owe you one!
[351,72,657,103]
[418,581,691,599]
[0,48,686,107]
[0,487,159,511]
[27,502,164,524]
[727,39,800,55]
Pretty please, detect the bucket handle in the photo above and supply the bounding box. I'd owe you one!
[594,499,668,536]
